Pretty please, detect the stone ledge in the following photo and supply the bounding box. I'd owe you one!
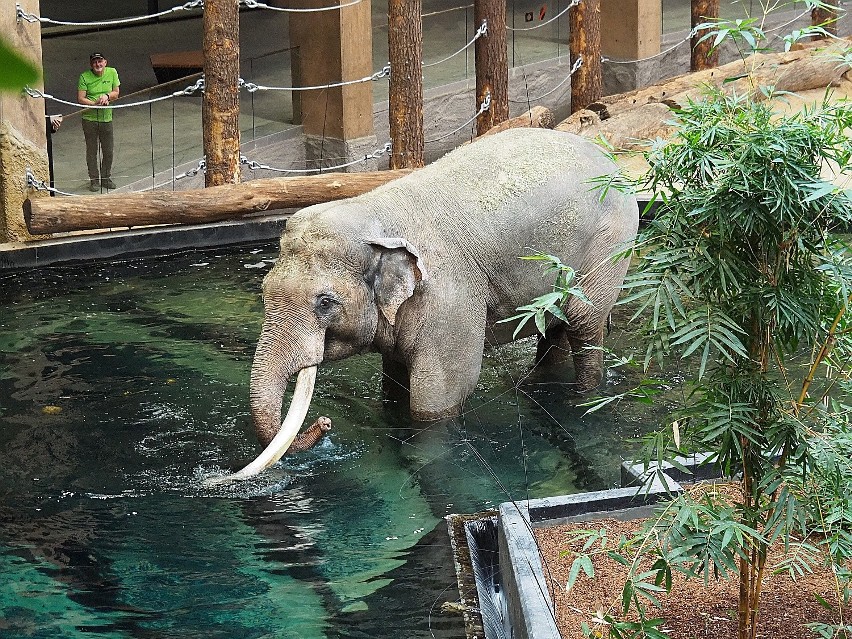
[0,212,290,271]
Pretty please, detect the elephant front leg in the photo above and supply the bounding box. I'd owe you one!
[405,331,486,422]
[381,354,410,405]
[407,358,482,420]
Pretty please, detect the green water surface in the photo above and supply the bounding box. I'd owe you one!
[0,243,662,638]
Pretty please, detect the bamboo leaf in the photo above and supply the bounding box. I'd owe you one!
[0,39,40,91]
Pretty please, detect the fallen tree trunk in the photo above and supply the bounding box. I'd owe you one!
[478,105,554,137]
[25,170,412,235]
[583,37,851,120]
[461,105,554,145]
[26,106,553,236]
[557,37,852,150]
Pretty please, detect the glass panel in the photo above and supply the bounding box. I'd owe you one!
[241,48,297,143]
[508,0,569,66]
[663,0,813,36]
[47,76,207,194]
[421,4,475,90]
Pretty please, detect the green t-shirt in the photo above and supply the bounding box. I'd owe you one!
[78,67,120,123]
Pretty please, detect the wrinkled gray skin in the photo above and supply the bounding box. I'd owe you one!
[250,128,639,448]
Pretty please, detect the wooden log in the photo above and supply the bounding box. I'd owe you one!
[691,0,719,71]
[553,37,852,152]
[554,108,601,135]
[582,37,852,120]
[202,0,241,186]
[474,0,509,134]
[476,105,555,138]
[557,102,676,150]
[24,170,412,235]
[388,0,425,168]
[569,0,602,112]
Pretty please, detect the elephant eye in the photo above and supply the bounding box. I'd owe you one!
[315,293,341,315]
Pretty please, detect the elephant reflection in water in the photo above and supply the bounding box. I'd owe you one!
[210,128,639,484]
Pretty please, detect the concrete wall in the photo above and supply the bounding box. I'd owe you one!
[0,0,49,243]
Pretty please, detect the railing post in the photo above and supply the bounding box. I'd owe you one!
[202,0,241,186]
[691,0,719,71]
[811,0,840,38]
[388,0,424,168]
[474,0,508,135]
[570,0,602,112]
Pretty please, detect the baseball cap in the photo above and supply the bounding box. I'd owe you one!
[90,52,105,61]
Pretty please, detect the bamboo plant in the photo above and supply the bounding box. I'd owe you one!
[516,10,852,638]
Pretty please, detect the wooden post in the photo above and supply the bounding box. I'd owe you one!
[569,0,602,113]
[812,0,840,37]
[474,0,509,135]
[202,0,241,187]
[691,0,720,71]
[388,0,424,168]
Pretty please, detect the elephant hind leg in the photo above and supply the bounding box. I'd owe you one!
[534,322,606,393]
[567,328,605,393]
[535,324,572,367]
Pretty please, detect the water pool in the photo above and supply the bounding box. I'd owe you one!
[0,242,658,638]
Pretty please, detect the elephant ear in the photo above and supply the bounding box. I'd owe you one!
[367,237,428,326]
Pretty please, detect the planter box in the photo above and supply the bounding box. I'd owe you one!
[448,456,722,639]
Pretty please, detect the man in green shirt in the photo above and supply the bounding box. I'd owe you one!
[77,52,120,192]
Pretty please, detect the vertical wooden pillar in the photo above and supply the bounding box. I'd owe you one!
[388,0,424,168]
[289,0,376,172]
[474,0,508,135]
[570,0,602,112]
[202,0,241,186]
[600,0,660,61]
[1,0,48,242]
[691,0,719,71]
[812,0,839,37]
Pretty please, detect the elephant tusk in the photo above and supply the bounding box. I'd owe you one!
[204,366,317,486]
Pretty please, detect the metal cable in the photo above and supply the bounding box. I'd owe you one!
[508,55,581,103]
[20,0,367,26]
[16,0,203,27]
[174,158,207,180]
[26,167,78,197]
[23,78,205,110]
[239,141,392,174]
[241,65,390,92]
[423,20,487,68]
[240,0,365,13]
[425,91,490,144]
[506,0,579,32]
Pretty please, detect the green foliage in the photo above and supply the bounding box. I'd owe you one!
[0,38,40,91]
[574,59,852,639]
[518,10,852,635]
[499,252,591,338]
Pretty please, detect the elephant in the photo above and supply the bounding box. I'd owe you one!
[208,127,638,484]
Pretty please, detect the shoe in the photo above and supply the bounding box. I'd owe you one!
[101,178,117,190]
[89,180,99,192]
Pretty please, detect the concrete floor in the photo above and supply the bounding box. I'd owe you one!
[35,0,817,195]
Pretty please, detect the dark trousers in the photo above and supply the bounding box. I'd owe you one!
[82,119,114,180]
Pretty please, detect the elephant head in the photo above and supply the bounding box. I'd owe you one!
[206,211,428,485]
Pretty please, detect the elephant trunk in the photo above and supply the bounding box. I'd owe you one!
[203,366,318,486]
